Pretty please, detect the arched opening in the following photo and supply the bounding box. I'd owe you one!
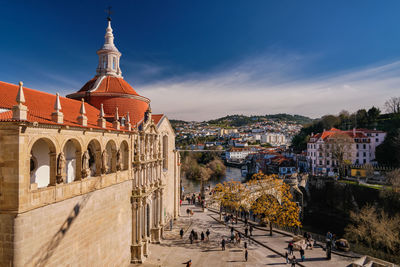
[30,138,56,188]
[63,139,82,183]
[106,140,117,173]
[87,139,101,177]
[120,140,129,171]
[162,135,168,170]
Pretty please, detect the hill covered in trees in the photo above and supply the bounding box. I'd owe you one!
[207,114,313,127]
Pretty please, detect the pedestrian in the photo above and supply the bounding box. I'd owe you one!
[244,249,248,262]
[245,217,248,226]
[300,247,305,262]
[186,208,190,216]
[182,259,192,267]
[245,227,248,237]
[249,225,253,236]
[291,255,297,267]
[230,232,234,243]
[285,251,289,264]
[221,238,226,251]
[191,229,195,236]
[180,199,182,206]
[231,226,234,234]
[288,242,293,255]
[189,233,193,244]
[206,229,210,241]
[244,241,247,249]
[201,231,205,242]
[180,228,184,239]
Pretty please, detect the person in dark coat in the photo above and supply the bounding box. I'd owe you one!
[180,228,184,239]
[206,229,210,241]
[249,225,253,236]
[300,248,305,262]
[244,241,247,249]
[201,231,205,241]
[245,249,248,261]
[221,239,226,250]
[245,227,249,237]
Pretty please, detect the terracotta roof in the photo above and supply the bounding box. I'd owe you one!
[152,114,164,125]
[0,81,130,131]
[77,76,139,95]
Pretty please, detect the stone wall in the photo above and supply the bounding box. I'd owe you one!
[12,180,132,267]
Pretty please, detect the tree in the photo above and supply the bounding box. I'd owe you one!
[356,109,368,128]
[376,129,400,168]
[248,173,301,236]
[367,106,381,127]
[212,180,250,221]
[345,205,400,254]
[385,97,400,114]
[325,132,355,177]
[386,169,400,193]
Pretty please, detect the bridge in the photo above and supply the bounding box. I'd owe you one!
[176,149,226,152]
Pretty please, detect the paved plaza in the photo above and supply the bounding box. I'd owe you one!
[131,204,355,267]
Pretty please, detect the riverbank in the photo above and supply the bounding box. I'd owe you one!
[181,166,245,194]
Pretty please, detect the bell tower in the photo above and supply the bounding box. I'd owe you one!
[96,10,122,78]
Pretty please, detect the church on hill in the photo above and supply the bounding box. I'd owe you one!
[0,17,180,266]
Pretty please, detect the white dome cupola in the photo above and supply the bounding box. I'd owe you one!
[96,17,122,77]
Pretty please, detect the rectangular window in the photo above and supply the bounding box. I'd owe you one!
[113,57,116,70]
[363,152,366,157]
[363,144,366,149]
[376,138,379,142]
[363,159,367,164]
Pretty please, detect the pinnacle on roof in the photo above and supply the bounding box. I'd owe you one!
[51,93,64,124]
[16,81,25,104]
[113,106,120,130]
[100,103,105,118]
[12,81,28,120]
[80,98,86,115]
[54,93,62,111]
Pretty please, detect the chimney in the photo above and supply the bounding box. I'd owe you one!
[77,98,88,126]
[97,103,106,128]
[113,107,120,130]
[12,81,28,120]
[51,93,64,123]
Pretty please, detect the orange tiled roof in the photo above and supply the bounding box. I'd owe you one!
[152,114,164,125]
[77,76,139,95]
[0,81,128,131]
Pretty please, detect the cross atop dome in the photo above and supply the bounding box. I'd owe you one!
[96,9,122,78]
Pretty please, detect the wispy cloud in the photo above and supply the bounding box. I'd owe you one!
[140,54,400,121]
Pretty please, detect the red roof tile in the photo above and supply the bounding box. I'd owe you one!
[0,81,129,131]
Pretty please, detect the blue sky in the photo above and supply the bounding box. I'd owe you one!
[2,1,400,120]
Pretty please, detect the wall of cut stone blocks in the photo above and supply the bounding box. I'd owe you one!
[0,213,15,266]
[12,180,133,267]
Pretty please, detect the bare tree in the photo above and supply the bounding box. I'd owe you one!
[386,169,400,192]
[384,97,400,114]
[326,132,355,177]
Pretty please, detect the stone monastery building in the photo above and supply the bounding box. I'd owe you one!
[0,18,180,266]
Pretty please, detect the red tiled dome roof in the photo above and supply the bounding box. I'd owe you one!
[67,75,150,125]
[77,76,140,95]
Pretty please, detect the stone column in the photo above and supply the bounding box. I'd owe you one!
[151,190,161,243]
[130,198,144,263]
[142,198,149,257]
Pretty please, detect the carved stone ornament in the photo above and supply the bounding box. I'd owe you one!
[56,152,66,183]
[116,149,122,171]
[101,150,109,174]
[81,150,90,178]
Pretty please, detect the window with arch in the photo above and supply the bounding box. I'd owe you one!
[163,135,168,170]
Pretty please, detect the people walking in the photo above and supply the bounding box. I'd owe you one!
[189,233,193,244]
[244,249,248,262]
[300,247,305,262]
[249,225,253,236]
[285,251,289,264]
[180,228,184,239]
[245,227,249,237]
[221,238,226,251]
[288,242,294,255]
[201,231,205,242]
[291,255,297,267]
[206,229,210,241]
[244,241,247,249]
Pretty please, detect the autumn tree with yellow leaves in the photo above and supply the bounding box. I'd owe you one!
[211,172,301,236]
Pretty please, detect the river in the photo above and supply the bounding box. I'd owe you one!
[181,166,245,194]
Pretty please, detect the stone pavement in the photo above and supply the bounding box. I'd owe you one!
[131,204,355,267]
